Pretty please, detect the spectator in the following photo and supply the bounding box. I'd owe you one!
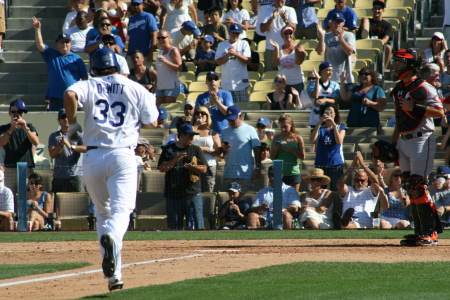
[170,21,201,60]
[260,0,297,71]
[0,0,6,62]
[286,0,319,39]
[270,26,306,94]
[248,0,265,45]
[127,0,158,65]
[32,145,51,171]
[193,35,217,75]
[334,152,387,229]
[32,17,88,111]
[222,0,251,39]
[91,0,126,42]
[307,62,340,127]
[101,35,130,77]
[420,32,447,73]
[86,9,121,42]
[357,0,393,70]
[84,17,125,55]
[48,108,86,193]
[430,166,450,226]
[135,138,151,172]
[197,0,224,21]
[380,167,411,229]
[271,114,305,191]
[256,117,274,145]
[62,0,87,35]
[136,137,156,163]
[155,30,182,107]
[218,182,250,229]
[0,170,13,231]
[164,116,192,145]
[202,8,213,27]
[66,11,93,53]
[158,124,207,230]
[265,74,293,110]
[316,13,356,87]
[421,63,443,98]
[309,102,346,191]
[169,100,195,129]
[439,50,450,97]
[215,24,251,103]
[298,168,332,229]
[156,107,169,129]
[261,142,272,162]
[213,106,261,193]
[0,99,39,194]
[340,67,387,128]
[159,0,198,33]
[27,172,53,231]
[128,50,157,93]
[191,106,220,192]
[202,6,230,50]
[195,72,234,135]
[323,0,357,33]
[246,166,300,229]
[242,38,260,72]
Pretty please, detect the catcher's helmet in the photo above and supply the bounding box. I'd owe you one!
[372,140,399,163]
[392,49,422,80]
[91,48,119,71]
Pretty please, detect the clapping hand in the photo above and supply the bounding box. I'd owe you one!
[268,39,279,49]
[340,70,348,83]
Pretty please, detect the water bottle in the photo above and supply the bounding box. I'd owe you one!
[294,219,300,230]
[371,212,380,229]
[437,177,446,189]
[188,207,195,230]
[266,205,272,229]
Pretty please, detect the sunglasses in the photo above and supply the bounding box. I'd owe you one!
[100,23,112,27]
[283,32,293,35]
[104,42,116,46]
[274,80,284,84]
[157,36,168,40]
[58,40,71,44]
[184,106,194,110]
[308,77,317,80]
[10,110,24,114]
[310,178,323,182]
[28,182,39,186]
[194,111,207,116]
[207,77,219,81]
[360,72,371,76]
[131,2,141,5]
[256,124,266,129]
[354,178,366,183]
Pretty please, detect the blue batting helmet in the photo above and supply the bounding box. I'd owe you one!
[91,48,119,71]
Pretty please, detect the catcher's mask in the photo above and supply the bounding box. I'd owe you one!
[372,140,399,163]
[392,49,422,81]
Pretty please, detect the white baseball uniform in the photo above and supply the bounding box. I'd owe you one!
[66,74,158,281]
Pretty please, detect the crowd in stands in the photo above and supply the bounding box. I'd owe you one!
[2,0,450,232]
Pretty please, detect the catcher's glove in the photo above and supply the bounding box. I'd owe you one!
[372,140,399,163]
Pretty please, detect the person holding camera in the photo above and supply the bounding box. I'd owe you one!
[0,99,39,194]
[218,182,250,229]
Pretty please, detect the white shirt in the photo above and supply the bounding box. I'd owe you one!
[66,24,93,53]
[215,39,251,91]
[116,54,130,75]
[67,74,158,148]
[170,27,193,52]
[260,5,297,50]
[62,9,88,34]
[341,186,379,228]
[252,183,301,217]
[222,8,251,39]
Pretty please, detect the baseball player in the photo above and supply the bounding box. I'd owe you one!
[64,48,158,291]
[390,49,444,246]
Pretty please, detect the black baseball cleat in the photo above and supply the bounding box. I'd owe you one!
[400,239,418,246]
[108,279,124,291]
[100,234,117,278]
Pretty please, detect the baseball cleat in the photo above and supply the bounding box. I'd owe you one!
[400,239,418,246]
[108,279,124,291]
[100,234,117,278]
[416,235,438,246]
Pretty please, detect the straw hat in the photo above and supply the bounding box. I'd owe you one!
[383,167,402,185]
[302,168,331,185]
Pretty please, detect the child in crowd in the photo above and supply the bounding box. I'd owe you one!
[193,35,217,75]
[261,143,272,162]
[218,182,250,229]
[202,6,229,50]
[256,117,274,145]
[156,107,169,129]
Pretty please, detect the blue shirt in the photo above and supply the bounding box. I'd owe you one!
[41,46,88,99]
[381,187,409,220]
[127,12,158,57]
[86,34,124,54]
[323,7,358,30]
[194,49,216,75]
[314,124,346,167]
[195,90,234,135]
[286,0,318,28]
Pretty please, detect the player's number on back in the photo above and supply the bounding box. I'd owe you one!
[94,99,126,127]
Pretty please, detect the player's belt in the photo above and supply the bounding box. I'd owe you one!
[400,132,423,140]
[86,146,98,151]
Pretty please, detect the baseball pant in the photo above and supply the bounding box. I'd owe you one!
[398,132,435,180]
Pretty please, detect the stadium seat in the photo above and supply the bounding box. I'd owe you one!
[141,171,166,192]
[378,127,395,136]
[140,128,168,138]
[261,70,279,81]
[160,102,182,111]
[249,91,268,102]
[253,81,274,92]
[346,127,378,136]
[234,102,261,110]
[187,92,203,102]
[188,81,208,92]
[54,193,90,219]
[135,192,166,217]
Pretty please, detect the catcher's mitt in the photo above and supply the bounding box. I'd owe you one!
[189,156,199,183]
[372,140,399,163]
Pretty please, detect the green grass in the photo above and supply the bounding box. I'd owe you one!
[82,261,450,300]
[0,262,91,280]
[1,230,450,243]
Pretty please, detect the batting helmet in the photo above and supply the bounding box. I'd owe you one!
[372,140,399,163]
[91,48,119,71]
[392,49,422,80]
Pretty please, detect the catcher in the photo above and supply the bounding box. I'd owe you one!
[158,124,207,230]
[390,49,444,246]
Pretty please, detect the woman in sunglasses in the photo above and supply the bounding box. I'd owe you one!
[420,32,447,73]
[298,168,332,229]
[380,167,410,229]
[84,17,124,54]
[191,106,220,192]
[27,172,53,230]
[265,74,293,110]
[340,67,386,128]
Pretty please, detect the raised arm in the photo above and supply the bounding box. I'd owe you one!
[32,16,45,53]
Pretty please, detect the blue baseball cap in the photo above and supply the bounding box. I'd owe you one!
[131,0,143,3]
[319,61,332,73]
[437,166,450,175]
[229,23,243,34]
[58,108,66,119]
[10,99,28,113]
[55,34,71,43]
[257,117,270,127]
[182,21,201,36]
[228,182,241,192]
[226,106,241,120]
[158,107,168,120]
[330,13,345,22]
[178,124,199,135]
[202,35,214,44]
[206,71,220,81]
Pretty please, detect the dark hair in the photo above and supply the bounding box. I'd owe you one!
[225,0,243,12]
[261,142,270,153]
[76,11,88,19]
[28,172,43,191]
[359,67,381,86]
[204,8,210,15]
[129,50,144,57]
[93,9,108,28]
[98,17,111,28]
[319,102,340,124]
[95,67,118,76]
[209,6,223,17]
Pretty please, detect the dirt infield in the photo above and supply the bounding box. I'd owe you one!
[1,238,450,299]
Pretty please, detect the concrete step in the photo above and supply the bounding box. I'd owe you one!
[0,83,48,94]
[0,94,47,107]
[1,51,45,62]
[9,6,67,18]
[422,27,445,37]
[6,28,62,41]
[0,62,47,72]
[6,18,65,30]
[408,38,429,49]
[2,40,55,51]
[430,16,444,27]
[0,73,49,83]
[13,0,66,6]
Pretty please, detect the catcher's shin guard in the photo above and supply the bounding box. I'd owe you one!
[416,203,436,237]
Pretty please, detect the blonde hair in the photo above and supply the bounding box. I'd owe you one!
[191,106,212,129]
[158,30,172,44]
[274,74,287,83]
[278,114,296,135]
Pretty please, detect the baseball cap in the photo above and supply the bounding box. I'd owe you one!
[257,117,270,127]
[131,0,143,3]
[437,166,450,176]
[202,35,214,44]
[184,100,195,109]
[206,71,220,81]
[226,106,241,120]
[372,0,385,8]
[433,32,445,40]
[102,34,116,43]
[319,61,332,73]
[137,137,149,147]
[158,107,168,120]
[229,23,243,34]
[182,21,201,36]
[10,99,28,113]
[282,26,294,34]
[58,108,67,119]
[331,12,345,22]
[227,182,241,192]
[55,34,71,43]
[178,124,199,135]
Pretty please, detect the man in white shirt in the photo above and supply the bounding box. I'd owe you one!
[215,24,251,102]
[170,20,201,60]
[62,0,88,34]
[66,11,93,53]
[260,0,297,71]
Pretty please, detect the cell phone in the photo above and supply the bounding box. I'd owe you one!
[13,113,18,119]
[275,141,282,145]
[324,111,331,117]
[223,141,229,145]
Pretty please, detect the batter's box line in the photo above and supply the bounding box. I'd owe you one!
[0,254,204,288]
